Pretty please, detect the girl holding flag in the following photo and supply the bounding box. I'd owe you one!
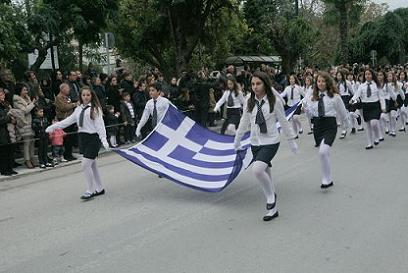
[234,71,298,222]
[46,87,110,200]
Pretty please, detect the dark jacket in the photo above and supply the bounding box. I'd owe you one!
[32,117,50,138]
[193,80,211,109]
[132,90,148,119]
[120,101,135,125]
[120,80,135,97]
[105,112,119,135]
[107,85,122,112]
[93,85,106,109]
[0,103,11,145]
[67,80,80,102]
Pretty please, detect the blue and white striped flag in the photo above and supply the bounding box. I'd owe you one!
[116,102,300,192]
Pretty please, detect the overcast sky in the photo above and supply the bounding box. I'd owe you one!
[372,0,408,10]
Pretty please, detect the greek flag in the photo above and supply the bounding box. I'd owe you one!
[116,102,300,192]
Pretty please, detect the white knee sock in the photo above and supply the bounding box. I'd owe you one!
[350,112,357,129]
[365,122,373,146]
[319,140,332,185]
[81,158,95,193]
[371,119,381,141]
[390,111,397,133]
[252,161,276,205]
[91,160,104,192]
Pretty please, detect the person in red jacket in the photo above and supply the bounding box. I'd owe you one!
[49,119,66,165]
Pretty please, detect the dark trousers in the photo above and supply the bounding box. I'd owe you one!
[38,136,49,165]
[195,106,208,127]
[63,124,76,159]
[124,122,135,142]
[0,144,14,174]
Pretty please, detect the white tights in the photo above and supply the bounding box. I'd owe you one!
[81,157,103,194]
[253,161,277,216]
[318,140,332,185]
[291,115,302,134]
[365,120,381,146]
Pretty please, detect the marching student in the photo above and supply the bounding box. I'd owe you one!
[346,72,363,134]
[304,71,350,189]
[385,71,405,137]
[376,71,387,139]
[46,86,110,200]
[302,75,314,135]
[234,71,298,222]
[350,69,386,150]
[335,70,354,139]
[135,82,170,139]
[214,76,245,135]
[280,74,305,137]
[398,71,408,132]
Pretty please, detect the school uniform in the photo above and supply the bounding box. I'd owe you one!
[351,81,385,122]
[46,103,109,199]
[234,95,297,221]
[214,90,245,134]
[305,92,350,147]
[46,104,109,159]
[305,91,349,188]
[135,96,170,137]
[235,96,296,165]
[280,84,304,114]
[337,80,354,111]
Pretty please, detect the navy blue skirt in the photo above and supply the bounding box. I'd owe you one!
[78,133,101,159]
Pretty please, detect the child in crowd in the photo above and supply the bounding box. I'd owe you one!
[105,105,120,147]
[120,92,136,144]
[48,119,66,164]
[32,107,53,168]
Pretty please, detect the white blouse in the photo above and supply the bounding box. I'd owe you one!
[280,84,305,107]
[46,104,108,146]
[234,95,296,146]
[214,90,245,111]
[352,81,385,110]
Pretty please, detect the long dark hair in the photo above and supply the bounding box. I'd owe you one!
[312,71,338,101]
[247,71,276,113]
[227,76,240,97]
[79,86,101,120]
[362,69,380,87]
[335,70,347,92]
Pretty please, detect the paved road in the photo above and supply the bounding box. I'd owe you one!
[1,123,408,273]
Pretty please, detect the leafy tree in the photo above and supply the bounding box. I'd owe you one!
[112,0,239,76]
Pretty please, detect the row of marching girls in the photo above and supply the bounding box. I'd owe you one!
[233,71,351,222]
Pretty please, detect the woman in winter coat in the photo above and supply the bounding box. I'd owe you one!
[13,83,37,169]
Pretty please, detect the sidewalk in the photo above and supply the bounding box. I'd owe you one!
[0,121,224,183]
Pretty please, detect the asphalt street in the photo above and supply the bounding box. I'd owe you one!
[1,122,408,273]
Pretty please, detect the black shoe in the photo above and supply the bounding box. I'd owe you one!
[321,181,334,189]
[308,131,313,135]
[374,141,379,146]
[405,122,408,126]
[13,161,22,167]
[385,130,389,134]
[263,211,279,221]
[358,128,364,132]
[93,189,105,197]
[80,192,94,200]
[365,145,374,150]
[390,132,396,137]
[294,135,299,139]
[339,132,347,139]
[399,128,406,132]
[299,129,303,134]
[351,128,356,134]
[379,138,384,142]
[11,170,18,175]
[40,164,46,169]
[158,175,162,178]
